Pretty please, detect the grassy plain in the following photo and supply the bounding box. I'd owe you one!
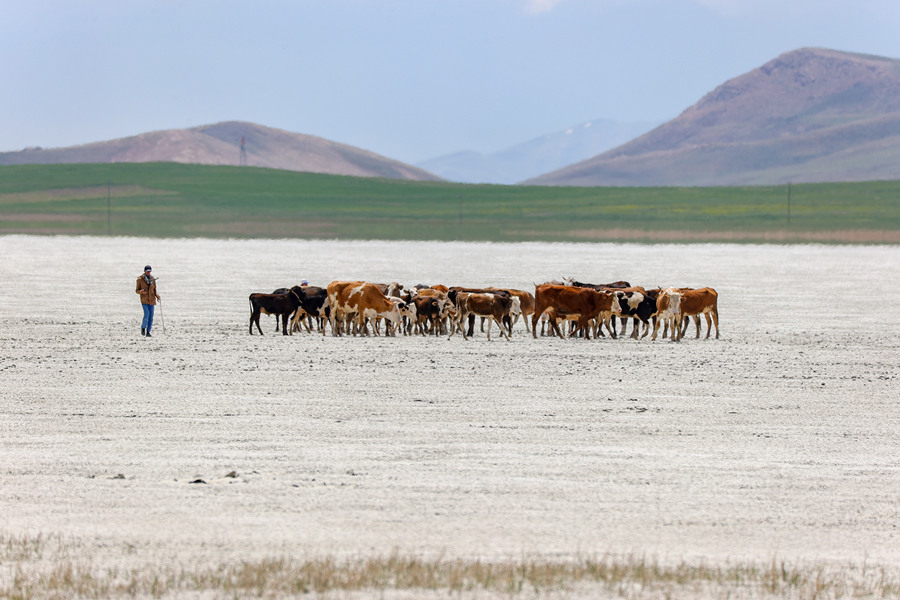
[1,162,899,242]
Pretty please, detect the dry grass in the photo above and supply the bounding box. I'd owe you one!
[2,534,899,599]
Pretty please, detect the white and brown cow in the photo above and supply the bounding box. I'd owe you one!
[650,288,683,341]
[337,282,414,337]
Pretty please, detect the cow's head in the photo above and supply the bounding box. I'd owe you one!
[390,298,416,320]
[441,303,459,320]
[510,296,522,317]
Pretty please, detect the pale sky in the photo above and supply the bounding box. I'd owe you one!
[2,0,899,163]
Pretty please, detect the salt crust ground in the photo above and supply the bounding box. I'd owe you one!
[1,236,899,597]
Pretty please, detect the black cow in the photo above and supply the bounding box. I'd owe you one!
[411,295,441,335]
[249,289,302,335]
[612,289,658,340]
[563,278,631,291]
[289,285,330,333]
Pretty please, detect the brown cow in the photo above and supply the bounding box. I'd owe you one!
[448,292,512,341]
[410,295,441,335]
[487,287,535,334]
[532,285,614,340]
[678,287,720,339]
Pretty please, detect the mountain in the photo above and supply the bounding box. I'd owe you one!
[0,121,441,182]
[416,119,658,184]
[527,48,900,186]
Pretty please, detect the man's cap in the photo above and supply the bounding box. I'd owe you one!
[301,279,309,285]
[144,265,152,271]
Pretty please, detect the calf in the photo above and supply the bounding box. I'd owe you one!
[448,292,512,341]
[531,285,614,340]
[289,285,330,333]
[448,287,512,337]
[338,282,414,336]
[325,280,365,336]
[249,289,302,335]
[650,288,683,341]
[678,287,720,339]
[486,288,534,334]
[411,288,451,334]
[563,278,631,336]
[411,295,442,335]
[612,288,658,340]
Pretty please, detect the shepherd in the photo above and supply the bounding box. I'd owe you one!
[135,265,161,337]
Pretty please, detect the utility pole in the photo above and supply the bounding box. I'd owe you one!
[787,182,791,227]
[107,181,111,235]
[239,136,248,166]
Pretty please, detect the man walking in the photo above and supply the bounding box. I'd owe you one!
[136,265,160,337]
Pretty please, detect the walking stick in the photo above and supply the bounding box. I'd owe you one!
[158,299,166,334]
[154,276,166,334]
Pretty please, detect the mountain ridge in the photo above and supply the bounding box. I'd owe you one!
[416,118,659,184]
[527,47,900,186]
[0,121,442,182]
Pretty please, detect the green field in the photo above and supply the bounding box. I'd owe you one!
[1,163,898,242]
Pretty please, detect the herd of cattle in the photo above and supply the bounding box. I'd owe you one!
[249,278,720,342]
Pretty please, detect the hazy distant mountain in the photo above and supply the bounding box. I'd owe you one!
[0,121,442,182]
[416,119,658,184]
[527,48,900,186]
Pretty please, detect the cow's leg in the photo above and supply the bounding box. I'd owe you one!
[250,307,264,335]
[550,317,564,339]
[694,315,702,338]
[326,306,338,336]
[577,317,591,340]
[250,308,266,335]
[531,312,541,339]
[467,314,476,337]
[494,316,510,341]
[603,316,616,339]
[449,312,463,339]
